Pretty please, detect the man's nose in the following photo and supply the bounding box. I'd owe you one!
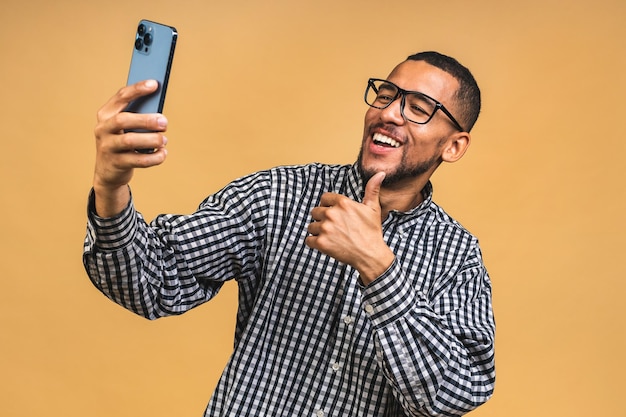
[379,95,405,125]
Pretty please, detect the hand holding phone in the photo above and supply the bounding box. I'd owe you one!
[91,21,177,216]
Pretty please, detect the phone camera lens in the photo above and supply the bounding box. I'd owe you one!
[137,24,146,36]
[143,33,153,46]
[134,38,144,51]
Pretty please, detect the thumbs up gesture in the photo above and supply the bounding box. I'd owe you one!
[306,172,395,284]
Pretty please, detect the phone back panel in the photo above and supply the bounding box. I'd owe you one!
[126,20,177,114]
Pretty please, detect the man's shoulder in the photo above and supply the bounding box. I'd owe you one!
[426,199,478,240]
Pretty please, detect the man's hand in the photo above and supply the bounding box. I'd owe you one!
[92,80,169,217]
[305,172,395,284]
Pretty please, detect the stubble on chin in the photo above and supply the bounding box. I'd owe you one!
[357,146,441,188]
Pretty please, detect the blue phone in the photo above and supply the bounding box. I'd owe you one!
[126,19,178,115]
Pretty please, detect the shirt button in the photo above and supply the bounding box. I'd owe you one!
[364,304,374,314]
[331,362,340,371]
[343,316,354,325]
[316,410,325,417]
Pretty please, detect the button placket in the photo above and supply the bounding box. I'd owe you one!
[315,265,374,416]
[327,267,360,379]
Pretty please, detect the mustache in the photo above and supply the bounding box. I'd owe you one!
[368,122,403,140]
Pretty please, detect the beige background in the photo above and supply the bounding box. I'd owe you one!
[1,0,624,416]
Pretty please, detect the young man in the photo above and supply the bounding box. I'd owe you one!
[84,51,495,416]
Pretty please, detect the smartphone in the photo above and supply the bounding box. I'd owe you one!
[125,19,178,116]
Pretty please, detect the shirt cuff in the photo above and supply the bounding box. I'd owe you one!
[85,188,138,251]
[359,259,431,328]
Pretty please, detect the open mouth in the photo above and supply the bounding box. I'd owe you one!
[373,132,400,148]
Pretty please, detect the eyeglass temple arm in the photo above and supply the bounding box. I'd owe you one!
[438,104,465,132]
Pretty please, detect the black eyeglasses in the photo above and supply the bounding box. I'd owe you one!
[364,78,465,132]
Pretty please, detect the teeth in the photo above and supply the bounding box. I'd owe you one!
[373,133,400,148]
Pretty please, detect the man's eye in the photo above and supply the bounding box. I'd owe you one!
[409,104,429,115]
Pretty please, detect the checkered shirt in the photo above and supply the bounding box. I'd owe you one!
[83,163,495,417]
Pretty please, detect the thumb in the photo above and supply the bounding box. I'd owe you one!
[362,172,386,210]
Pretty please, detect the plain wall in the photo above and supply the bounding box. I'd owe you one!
[1,0,624,416]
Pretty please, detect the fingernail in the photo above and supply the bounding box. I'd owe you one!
[162,136,168,145]
[145,79,157,88]
[157,116,168,128]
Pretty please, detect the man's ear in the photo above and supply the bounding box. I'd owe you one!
[442,132,471,163]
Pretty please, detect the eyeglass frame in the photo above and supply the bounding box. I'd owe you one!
[364,78,465,132]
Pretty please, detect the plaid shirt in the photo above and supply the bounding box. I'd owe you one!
[83,163,495,417]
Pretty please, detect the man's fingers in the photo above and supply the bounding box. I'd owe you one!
[117,131,168,153]
[307,220,321,236]
[94,80,167,149]
[97,80,160,121]
[112,112,168,134]
[95,112,168,147]
[118,147,168,168]
[319,192,341,208]
[310,205,328,222]
[112,80,159,110]
[97,144,168,177]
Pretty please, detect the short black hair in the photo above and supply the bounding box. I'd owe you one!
[407,51,481,132]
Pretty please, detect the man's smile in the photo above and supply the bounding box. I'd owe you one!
[372,132,401,148]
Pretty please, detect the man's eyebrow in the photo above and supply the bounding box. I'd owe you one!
[378,81,397,90]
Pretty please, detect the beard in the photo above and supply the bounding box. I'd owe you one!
[357,146,442,188]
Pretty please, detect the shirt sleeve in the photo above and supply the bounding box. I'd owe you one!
[82,172,271,320]
[359,238,495,416]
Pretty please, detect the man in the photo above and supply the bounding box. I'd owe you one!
[84,51,495,416]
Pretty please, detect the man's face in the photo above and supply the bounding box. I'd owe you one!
[359,60,462,187]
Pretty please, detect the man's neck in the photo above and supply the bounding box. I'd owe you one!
[379,179,428,220]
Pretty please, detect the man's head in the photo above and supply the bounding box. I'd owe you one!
[406,51,481,133]
[358,51,480,189]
